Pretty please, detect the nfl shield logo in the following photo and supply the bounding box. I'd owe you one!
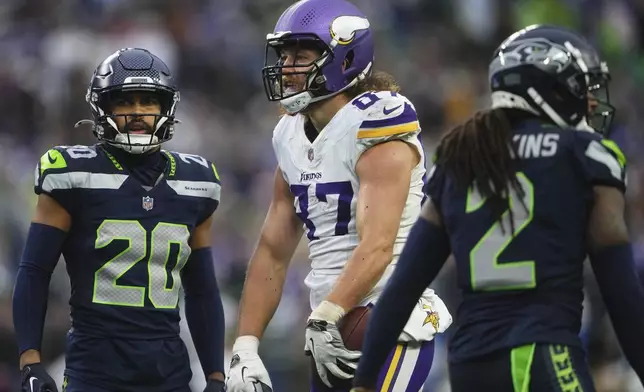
[307,148,314,161]
[142,196,154,211]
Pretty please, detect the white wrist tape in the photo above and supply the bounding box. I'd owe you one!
[310,300,347,323]
[233,335,260,353]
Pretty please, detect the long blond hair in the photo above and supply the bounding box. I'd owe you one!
[345,70,401,98]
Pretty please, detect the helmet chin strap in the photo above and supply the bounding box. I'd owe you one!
[106,116,167,154]
[112,134,160,154]
[527,87,594,132]
[492,89,593,133]
[279,62,373,114]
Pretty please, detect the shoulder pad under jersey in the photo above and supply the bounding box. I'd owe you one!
[162,150,222,203]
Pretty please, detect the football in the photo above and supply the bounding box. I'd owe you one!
[337,305,372,350]
[310,306,372,389]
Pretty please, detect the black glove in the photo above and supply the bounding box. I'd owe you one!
[21,363,58,392]
[203,378,226,392]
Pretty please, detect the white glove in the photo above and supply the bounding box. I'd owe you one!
[305,301,362,387]
[226,336,273,392]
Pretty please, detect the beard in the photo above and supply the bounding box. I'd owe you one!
[123,119,154,134]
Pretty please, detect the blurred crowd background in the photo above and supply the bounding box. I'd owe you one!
[2,0,644,390]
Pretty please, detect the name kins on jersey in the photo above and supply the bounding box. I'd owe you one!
[300,171,322,182]
[513,133,560,159]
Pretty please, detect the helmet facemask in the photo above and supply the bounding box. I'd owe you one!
[586,71,615,136]
[87,86,180,154]
[262,35,332,113]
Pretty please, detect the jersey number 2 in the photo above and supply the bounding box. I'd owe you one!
[468,173,536,291]
[290,181,353,240]
[93,220,191,308]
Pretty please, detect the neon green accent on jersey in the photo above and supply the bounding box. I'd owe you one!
[102,149,123,170]
[163,151,177,176]
[549,344,583,391]
[211,163,220,181]
[92,219,191,309]
[465,184,486,213]
[40,149,67,174]
[600,139,626,168]
[468,173,536,291]
[93,220,147,307]
[511,343,536,392]
[147,222,191,309]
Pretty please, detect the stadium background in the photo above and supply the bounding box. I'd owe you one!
[2,0,644,390]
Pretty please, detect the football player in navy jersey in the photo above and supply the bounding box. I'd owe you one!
[13,48,226,392]
[352,25,644,391]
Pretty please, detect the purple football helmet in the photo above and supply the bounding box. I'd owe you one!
[262,0,374,113]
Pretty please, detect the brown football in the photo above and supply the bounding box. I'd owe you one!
[337,305,372,350]
[310,306,372,389]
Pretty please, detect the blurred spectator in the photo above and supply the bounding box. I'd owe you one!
[2,0,644,390]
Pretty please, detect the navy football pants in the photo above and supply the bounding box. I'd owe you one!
[449,343,595,392]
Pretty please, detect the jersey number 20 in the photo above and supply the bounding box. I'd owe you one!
[92,220,191,309]
[468,173,536,291]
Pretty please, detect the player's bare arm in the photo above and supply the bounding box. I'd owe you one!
[326,140,419,311]
[33,193,72,232]
[227,167,302,391]
[236,166,304,339]
[352,197,451,390]
[18,194,71,369]
[587,185,644,382]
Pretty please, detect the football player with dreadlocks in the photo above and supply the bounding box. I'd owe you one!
[352,25,644,392]
[13,48,226,392]
[226,0,452,391]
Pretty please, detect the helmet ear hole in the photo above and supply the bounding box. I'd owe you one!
[344,50,354,71]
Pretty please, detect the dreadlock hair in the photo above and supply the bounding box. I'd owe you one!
[434,108,534,234]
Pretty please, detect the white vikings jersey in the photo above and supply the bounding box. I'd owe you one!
[273,91,452,341]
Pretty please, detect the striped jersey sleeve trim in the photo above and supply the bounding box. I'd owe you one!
[359,102,418,131]
[357,121,420,139]
[41,172,129,192]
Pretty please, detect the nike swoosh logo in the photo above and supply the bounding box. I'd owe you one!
[29,377,37,392]
[382,104,402,115]
[241,366,248,383]
[48,152,57,164]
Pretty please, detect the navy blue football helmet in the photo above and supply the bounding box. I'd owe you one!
[79,48,180,154]
[489,24,614,135]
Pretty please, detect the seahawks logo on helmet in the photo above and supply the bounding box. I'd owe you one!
[496,38,572,73]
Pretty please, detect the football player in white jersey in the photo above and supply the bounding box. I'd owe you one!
[226,0,452,391]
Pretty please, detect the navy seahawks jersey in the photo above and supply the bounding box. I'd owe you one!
[425,120,626,362]
[34,144,221,340]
